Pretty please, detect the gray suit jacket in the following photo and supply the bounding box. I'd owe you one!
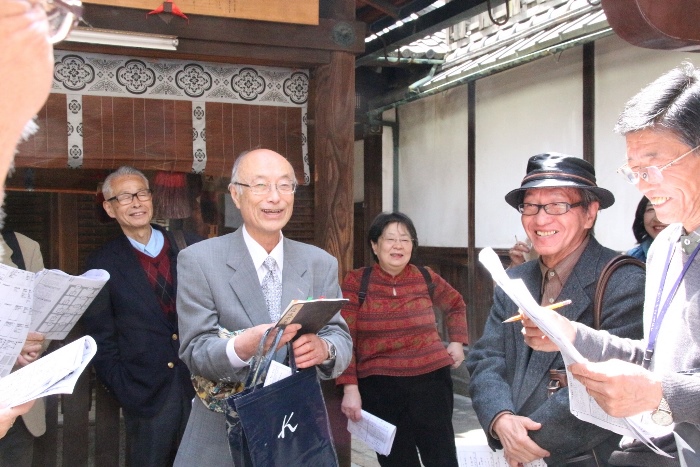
[466,237,645,465]
[175,229,351,466]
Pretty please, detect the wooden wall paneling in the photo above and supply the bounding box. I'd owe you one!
[15,94,67,169]
[60,329,92,465]
[55,194,80,275]
[86,0,320,25]
[81,6,364,54]
[311,48,355,467]
[36,394,59,467]
[93,381,123,467]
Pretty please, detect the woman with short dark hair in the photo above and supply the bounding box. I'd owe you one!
[337,211,468,467]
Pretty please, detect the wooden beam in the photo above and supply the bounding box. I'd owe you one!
[87,0,319,25]
[56,40,332,67]
[81,5,365,54]
[311,49,355,467]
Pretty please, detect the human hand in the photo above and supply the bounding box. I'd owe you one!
[569,359,663,417]
[15,332,46,368]
[341,384,363,422]
[446,342,465,368]
[509,240,533,267]
[233,323,301,361]
[493,413,549,466]
[521,309,574,352]
[0,400,35,439]
[292,333,330,368]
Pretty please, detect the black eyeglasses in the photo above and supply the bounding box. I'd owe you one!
[518,202,583,216]
[44,0,84,44]
[107,189,153,205]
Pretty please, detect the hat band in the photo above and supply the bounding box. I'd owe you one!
[521,171,597,187]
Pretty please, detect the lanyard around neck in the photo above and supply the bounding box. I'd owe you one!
[643,240,700,369]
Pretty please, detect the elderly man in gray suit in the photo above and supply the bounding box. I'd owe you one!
[174,148,352,466]
[466,154,645,467]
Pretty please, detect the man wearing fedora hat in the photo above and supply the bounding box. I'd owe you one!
[467,153,645,466]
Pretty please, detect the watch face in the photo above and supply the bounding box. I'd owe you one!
[651,409,673,426]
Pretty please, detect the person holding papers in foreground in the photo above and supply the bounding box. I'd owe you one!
[337,211,468,467]
[522,63,700,467]
[0,0,83,444]
[174,148,351,466]
[467,154,645,467]
[0,230,48,467]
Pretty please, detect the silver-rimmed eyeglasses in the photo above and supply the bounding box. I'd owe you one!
[45,0,83,44]
[518,202,583,216]
[617,144,700,185]
[107,189,152,205]
[232,181,297,195]
[379,236,413,247]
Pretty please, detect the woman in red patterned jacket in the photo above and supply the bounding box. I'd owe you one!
[337,211,468,467]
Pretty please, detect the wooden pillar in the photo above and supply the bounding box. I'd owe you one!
[363,133,383,266]
[50,193,80,275]
[311,48,355,467]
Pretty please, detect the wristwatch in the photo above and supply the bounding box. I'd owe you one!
[651,397,673,426]
[322,340,336,364]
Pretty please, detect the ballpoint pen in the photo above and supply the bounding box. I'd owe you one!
[502,299,572,323]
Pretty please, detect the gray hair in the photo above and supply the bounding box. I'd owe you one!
[228,150,251,194]
[103,166,149,198]
[615,62,700,148]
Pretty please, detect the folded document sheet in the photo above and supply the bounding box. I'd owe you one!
[0,335,97,408]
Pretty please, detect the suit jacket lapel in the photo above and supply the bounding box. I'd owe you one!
[281,238,312,309]
[513,238,601,410]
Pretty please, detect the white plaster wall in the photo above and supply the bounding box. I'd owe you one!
[397,85,469,247]
[353,140,364,203]
[381,35,700,251]
[594,35,700,251]
[474,50,583,249]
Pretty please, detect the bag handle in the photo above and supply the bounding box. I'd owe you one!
[593,255,645,330]
[245,326,286,389]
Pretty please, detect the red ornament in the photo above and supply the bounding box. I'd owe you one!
[148,0,188,23]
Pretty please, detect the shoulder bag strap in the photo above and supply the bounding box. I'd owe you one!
[593,255,646,330]
[1,231,25,270]
[416,265,435,303]
[358,266,373,307]
[171,229,188,251]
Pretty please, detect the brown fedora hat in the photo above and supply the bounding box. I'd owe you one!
[505,153,615,210]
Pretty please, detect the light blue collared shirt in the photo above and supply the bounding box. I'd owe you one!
[127,227,164,257]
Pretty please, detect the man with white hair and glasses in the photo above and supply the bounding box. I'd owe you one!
[523,62,700,465]
[0,0,81,456]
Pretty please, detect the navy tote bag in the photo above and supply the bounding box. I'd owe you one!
[225,327,339,467]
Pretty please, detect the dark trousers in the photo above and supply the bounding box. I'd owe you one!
[123,378,192,467]
[358,366,458,467]
[0,417,35,467]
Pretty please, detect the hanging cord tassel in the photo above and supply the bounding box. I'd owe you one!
[153,171,192,220]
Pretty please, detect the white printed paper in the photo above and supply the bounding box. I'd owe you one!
[0,267,37,378]
[478,248,671,457]
[347,410,396,456]
[264,360,292,387]
[0,335,97,407]
[456,433,546,467]
[30,268,109,340]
